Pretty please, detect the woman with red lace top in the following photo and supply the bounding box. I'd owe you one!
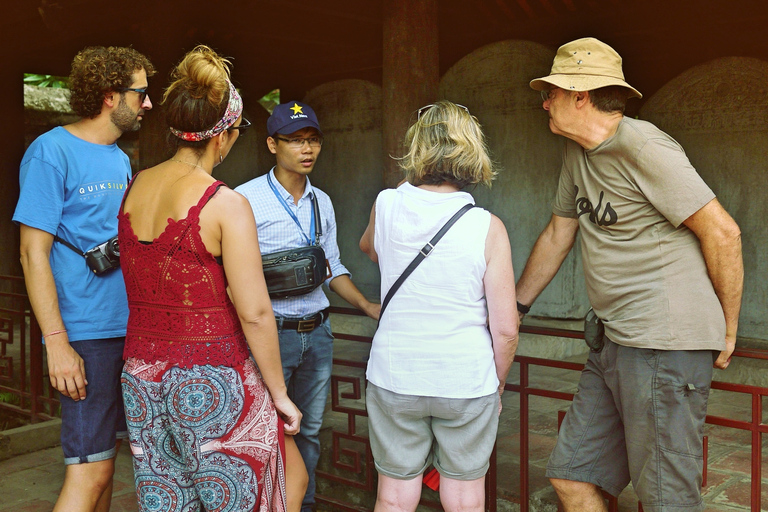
[118,45,304,512]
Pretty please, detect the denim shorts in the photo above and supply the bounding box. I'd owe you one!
[60,337,128,465]
[366,383,499,481]
[546,337,715,512]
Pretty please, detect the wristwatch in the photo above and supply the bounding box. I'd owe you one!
[517,301,531,315]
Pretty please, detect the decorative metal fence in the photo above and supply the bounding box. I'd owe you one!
[318,307,768,512]
[0,274,58,426]
[1,286,765,511]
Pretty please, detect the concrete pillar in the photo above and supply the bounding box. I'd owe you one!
[382,0,439,188]
[2,57,25,278]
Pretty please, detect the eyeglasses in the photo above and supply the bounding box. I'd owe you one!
[274,136,323,148]
[227,117,251,133]
[119,87,148,104]
[417,103,470,120]
[540,89,556,102]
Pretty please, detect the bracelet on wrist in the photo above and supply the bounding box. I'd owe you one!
[44,329,67,338]
[516,301,531,315]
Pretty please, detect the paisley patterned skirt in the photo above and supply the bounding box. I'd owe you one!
[121,357,287,512]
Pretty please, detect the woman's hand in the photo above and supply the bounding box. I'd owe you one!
[274,395,303,435]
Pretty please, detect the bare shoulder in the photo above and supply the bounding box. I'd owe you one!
[485,213,511,263]
[206,186,254,222]
[487,213,510,241]
[211,185,250,209]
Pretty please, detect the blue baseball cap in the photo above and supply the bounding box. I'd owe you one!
[267,101,323,137]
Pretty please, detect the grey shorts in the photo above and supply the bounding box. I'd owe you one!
[366,383,499,481]
[546,337,715,512]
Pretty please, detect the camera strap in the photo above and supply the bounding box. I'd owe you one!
[53,235,85,257]
[378,203,475,325]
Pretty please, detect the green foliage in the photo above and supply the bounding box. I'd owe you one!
[24,73,70,89]
[0,391,19,405]
[258,88,280,113]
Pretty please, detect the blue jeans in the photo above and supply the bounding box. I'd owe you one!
[60,337,128,465]
[278,316,334,512]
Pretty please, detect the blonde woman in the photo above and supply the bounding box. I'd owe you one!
[118,46,305,511]
[360,101,519,512]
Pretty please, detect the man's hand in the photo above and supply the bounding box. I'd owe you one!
[45,335,87,400]
[714,335,736,370]
[328,275,380,320]
[273,395,302,436]
[20,225,89,399]
[363,301,381,321]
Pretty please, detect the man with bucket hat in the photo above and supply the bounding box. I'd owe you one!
[516,38,743,511]
[236,101,380,511]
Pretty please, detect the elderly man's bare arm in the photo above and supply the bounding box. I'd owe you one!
[515,214,579,320]
[683,198,743,370]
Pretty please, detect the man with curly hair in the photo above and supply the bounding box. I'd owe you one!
[14,46,154,512]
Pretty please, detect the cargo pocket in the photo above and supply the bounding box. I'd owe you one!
[651,376,709,503]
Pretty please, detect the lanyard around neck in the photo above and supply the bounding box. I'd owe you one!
[268,172,316,246]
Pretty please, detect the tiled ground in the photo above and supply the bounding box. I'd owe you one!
[1,328,766,511]
[0,443,137,512]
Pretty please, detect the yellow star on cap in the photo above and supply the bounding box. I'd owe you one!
[290,103,303,115]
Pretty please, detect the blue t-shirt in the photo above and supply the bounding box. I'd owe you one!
[13,126,131,342]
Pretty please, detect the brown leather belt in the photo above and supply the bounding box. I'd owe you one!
[277,308,330,333]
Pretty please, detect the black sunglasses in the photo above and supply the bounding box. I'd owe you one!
[227,117,251,133]
[118,87,148,104]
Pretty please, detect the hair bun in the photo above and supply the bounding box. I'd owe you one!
[164,45,232,107]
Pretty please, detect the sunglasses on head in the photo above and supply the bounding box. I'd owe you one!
[417,103,470,120]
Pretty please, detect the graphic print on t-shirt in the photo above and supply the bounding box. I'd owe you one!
[574,185,617,228]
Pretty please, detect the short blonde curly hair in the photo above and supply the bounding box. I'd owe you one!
[398,101,496,189]
[69,46,155,119]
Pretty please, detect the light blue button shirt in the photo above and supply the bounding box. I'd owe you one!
[235,167,350,318]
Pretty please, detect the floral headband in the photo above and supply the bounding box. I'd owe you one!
[169,81,243,141]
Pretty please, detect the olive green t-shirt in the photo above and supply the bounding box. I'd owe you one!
[553,116,725,350]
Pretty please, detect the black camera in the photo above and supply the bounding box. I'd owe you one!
[84,236,120,274]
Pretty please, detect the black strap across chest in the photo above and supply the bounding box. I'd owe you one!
[378,203,475,323]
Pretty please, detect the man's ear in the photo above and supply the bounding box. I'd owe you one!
[574,90,590,108]
[104,91,117,109]
[266,136,278,155]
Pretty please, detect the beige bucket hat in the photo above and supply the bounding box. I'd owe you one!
[530,37,642,99]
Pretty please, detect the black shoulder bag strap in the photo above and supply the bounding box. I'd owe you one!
[378,203,475,323]
[311,191,323,243]
[53,235,85,257]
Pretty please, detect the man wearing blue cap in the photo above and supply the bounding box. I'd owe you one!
[236,101,380,511]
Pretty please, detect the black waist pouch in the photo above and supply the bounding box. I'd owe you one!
[584,308,605,352]
[262,245,328,299]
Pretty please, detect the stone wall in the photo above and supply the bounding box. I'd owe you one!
[640,57,768,341]
[303,80,384,298]
[440,40,589,319]
[300,42,768,343]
